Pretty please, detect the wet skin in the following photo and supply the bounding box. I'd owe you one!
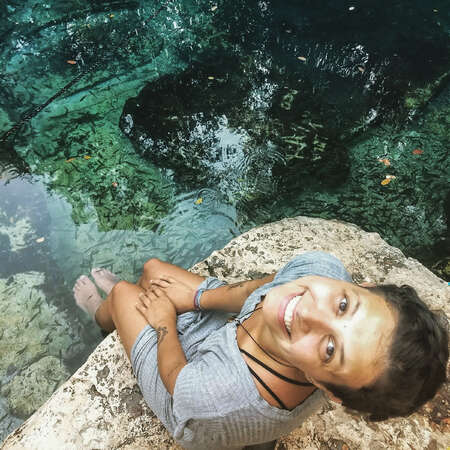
[254,276,397,392]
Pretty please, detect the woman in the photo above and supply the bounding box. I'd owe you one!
[73,252,448,449]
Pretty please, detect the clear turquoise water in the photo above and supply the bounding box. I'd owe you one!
[0,0,449,438]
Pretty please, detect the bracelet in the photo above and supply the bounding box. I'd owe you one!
[193,288,205,311]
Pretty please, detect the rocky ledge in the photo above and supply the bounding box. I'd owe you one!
[1,217,449,449]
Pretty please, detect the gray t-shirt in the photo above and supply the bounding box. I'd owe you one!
[131,251,352,449]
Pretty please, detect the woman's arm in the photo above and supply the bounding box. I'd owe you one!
[200,274,275,312]
[136,288,187,395]
[154,319,187,395]
[151,273,275,314]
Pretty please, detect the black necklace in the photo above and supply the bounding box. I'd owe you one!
[238,307,295,369]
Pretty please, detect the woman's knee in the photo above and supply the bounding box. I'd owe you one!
[110,280,137,310]
[142,257,165,279]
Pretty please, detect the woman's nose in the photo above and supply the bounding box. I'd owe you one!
[298,301,330,333]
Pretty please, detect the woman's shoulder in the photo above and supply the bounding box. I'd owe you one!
[275,251,353,283]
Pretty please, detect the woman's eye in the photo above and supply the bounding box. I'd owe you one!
[325,338,335,361]
[338,297,348,313]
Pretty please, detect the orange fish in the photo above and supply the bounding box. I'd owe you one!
[65,157,75,162]
[83,155,91,160]
[412,148,423,155]
[378,158,391,166]
[381,175,396,186]
[67,60,77,65]
[112,182,118,188]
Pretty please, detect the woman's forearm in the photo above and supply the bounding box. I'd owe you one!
[155,320,187,395]
[200,273,275,313]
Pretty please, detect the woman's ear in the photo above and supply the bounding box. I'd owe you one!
[307,376,342,404]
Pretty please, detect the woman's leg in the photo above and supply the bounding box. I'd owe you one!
[86,257,206,335]
[137,258,206,290]
[99,280,149,357]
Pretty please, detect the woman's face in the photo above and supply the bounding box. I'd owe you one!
[261,276,397,391]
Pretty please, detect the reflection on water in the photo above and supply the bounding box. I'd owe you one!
[0,0,449,439]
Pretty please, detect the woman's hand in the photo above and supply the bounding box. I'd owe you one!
[136,286,177,328]
[149,276,197,314]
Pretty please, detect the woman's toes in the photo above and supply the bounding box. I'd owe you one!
[91,268,120,295]
[73,275,103,319]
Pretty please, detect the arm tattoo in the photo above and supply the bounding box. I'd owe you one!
[156,326,168,344]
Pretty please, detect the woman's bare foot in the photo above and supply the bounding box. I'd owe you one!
[73,275,103,319]
[91,268,120,295]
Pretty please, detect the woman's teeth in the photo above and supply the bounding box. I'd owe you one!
[284,295,302,334]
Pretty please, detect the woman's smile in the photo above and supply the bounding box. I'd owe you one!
[278,292,303,337]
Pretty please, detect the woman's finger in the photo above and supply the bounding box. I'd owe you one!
[151,286,164,297]
[151,279,170,288]
[135,302,146,315]
[138,292,151,305]
[159,274,174,284]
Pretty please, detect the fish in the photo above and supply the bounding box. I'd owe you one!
[195,198,203,205]
[297,56,307,62]
[412,148,423,155]
[67,60,77,65]
[381,175,396,185]
[378,158,391,166]
[83,155,91,160]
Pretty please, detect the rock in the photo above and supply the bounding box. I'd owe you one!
[2,357,70,419]
[0,272,84,407]
[1,217,448,449]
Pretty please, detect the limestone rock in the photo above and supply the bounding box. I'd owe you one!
[1,217,449,449]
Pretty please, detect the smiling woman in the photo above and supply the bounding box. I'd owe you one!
[73,251,448,449]
[257,276,397,391]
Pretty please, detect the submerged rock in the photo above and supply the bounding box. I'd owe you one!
[120,55,350,204]
[120,0,450,206]
[0,272,84,416]
[2,356,70,419]
[2,217,448,449]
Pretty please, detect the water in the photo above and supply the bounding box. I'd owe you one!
[0,0,449,439]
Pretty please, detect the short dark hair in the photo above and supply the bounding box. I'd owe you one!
[323,284,449,421]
